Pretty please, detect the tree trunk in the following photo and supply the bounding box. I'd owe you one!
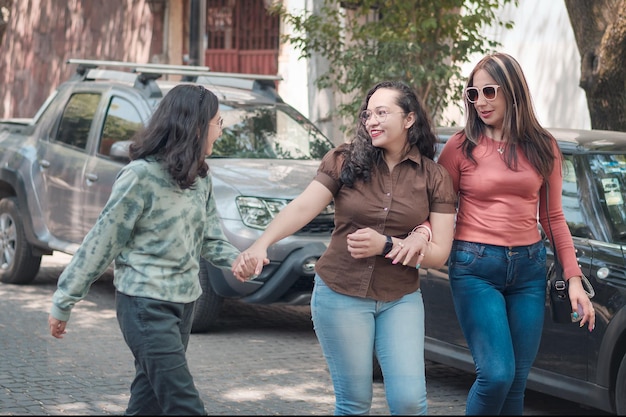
[564,0,626,131]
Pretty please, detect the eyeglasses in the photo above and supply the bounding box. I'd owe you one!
[359,109,406,125]
[465,85,500,103]
[210,118,223,129]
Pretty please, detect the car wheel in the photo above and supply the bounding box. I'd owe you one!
[191,259,224,333]
[616,353,626,414]
[0,197,41,284]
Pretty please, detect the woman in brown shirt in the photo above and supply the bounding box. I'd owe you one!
[233,81,456,415]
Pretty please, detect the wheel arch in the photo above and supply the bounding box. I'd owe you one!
[596,301,626,411]
[0,167,52,256]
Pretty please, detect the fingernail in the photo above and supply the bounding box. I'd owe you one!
[415,264,421,269]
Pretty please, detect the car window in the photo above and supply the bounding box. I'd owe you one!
[55,93,100,150]
[588,153,626,241]
[561,156,590,238]
[212,103,333,159]
[99,97,143,157]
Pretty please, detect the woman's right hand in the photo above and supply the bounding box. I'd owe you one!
[49,315,67,339]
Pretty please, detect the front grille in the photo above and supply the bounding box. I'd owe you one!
[297,214,334,235]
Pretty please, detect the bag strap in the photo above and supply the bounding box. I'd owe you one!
[544,181,595,298]
[544,182,559,266]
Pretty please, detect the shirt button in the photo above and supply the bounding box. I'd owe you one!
[384,207,388,211]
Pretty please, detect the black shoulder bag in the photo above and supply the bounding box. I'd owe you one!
[545,182,595,323]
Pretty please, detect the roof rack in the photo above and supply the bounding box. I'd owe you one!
[66,58,284,100]
[67,58,282,81]
[67,58,210,73]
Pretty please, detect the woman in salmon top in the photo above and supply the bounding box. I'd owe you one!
[437,52,596,415]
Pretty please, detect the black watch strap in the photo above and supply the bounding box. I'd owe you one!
[382,235,393,256]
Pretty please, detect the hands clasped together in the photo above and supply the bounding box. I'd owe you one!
[232,246,270,282]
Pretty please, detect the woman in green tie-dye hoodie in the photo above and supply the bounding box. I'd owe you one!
[48,84,256,415]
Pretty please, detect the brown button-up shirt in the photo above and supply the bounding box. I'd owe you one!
[314,144,457,301]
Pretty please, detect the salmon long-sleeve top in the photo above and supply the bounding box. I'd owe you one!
[437,131,583,280]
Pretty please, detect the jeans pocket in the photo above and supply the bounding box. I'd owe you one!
[449,248,477,267]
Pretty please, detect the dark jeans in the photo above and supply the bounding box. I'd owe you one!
[448,240,546,415]
[116,291,206,415]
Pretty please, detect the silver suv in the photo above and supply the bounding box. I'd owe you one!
[0,59,335,333]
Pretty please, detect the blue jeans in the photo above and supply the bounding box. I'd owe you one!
[116,292,206,415]
[448,240,546,415]
[311,275,427,415]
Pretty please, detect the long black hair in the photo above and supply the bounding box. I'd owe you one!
[341,80,437,187]
[129,84,219,189]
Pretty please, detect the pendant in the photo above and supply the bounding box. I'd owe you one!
[497,147,504,154]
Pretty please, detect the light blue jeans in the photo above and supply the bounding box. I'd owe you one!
[448,240,547,415]
[311,275,427,415]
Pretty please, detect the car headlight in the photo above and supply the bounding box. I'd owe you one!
[236,197,289,229]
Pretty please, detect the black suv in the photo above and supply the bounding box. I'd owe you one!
[422,126,626,414]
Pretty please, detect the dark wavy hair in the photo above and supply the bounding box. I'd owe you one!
[341,80,437,187]
[462,52,556,180]
[129,84,218,189]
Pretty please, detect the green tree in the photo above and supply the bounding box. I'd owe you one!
[270,0,515,133]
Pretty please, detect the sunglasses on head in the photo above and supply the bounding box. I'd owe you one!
[465,85,500,103]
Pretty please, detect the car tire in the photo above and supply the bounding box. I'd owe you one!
[191,259,224,333]
[616,353,626,414]
[0,197,41,284]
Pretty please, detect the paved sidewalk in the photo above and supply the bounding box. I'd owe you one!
[0,252,605,415]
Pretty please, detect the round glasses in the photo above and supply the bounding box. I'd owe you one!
[359,109,407,125]
[465,85,500,103]
[210,118,224,129]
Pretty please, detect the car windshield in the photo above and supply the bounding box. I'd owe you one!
[212,103,333,160]
[587,153,626,241]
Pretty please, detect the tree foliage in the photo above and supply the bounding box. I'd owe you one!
[270,0,515,132]
[564,0,626,131]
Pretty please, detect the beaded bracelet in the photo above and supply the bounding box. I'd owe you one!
[409,224,432,242]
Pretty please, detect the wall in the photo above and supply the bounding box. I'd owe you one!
[444,0,591,130]
[0,0,156,119]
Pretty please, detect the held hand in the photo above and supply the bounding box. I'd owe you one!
[232,247,269,282]
[568,276,595,331]
[346,228,383,258]
[386,232,429,268]
[48,315,67,339]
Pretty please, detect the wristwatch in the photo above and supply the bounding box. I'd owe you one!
[382,235,393,256]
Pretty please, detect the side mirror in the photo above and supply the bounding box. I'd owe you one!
[110,140,132,163]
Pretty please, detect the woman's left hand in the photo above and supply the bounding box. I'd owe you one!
[567,276,595,331]
[386,231,428,268]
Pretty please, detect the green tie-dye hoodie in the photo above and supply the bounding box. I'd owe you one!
[50,158,240,322]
